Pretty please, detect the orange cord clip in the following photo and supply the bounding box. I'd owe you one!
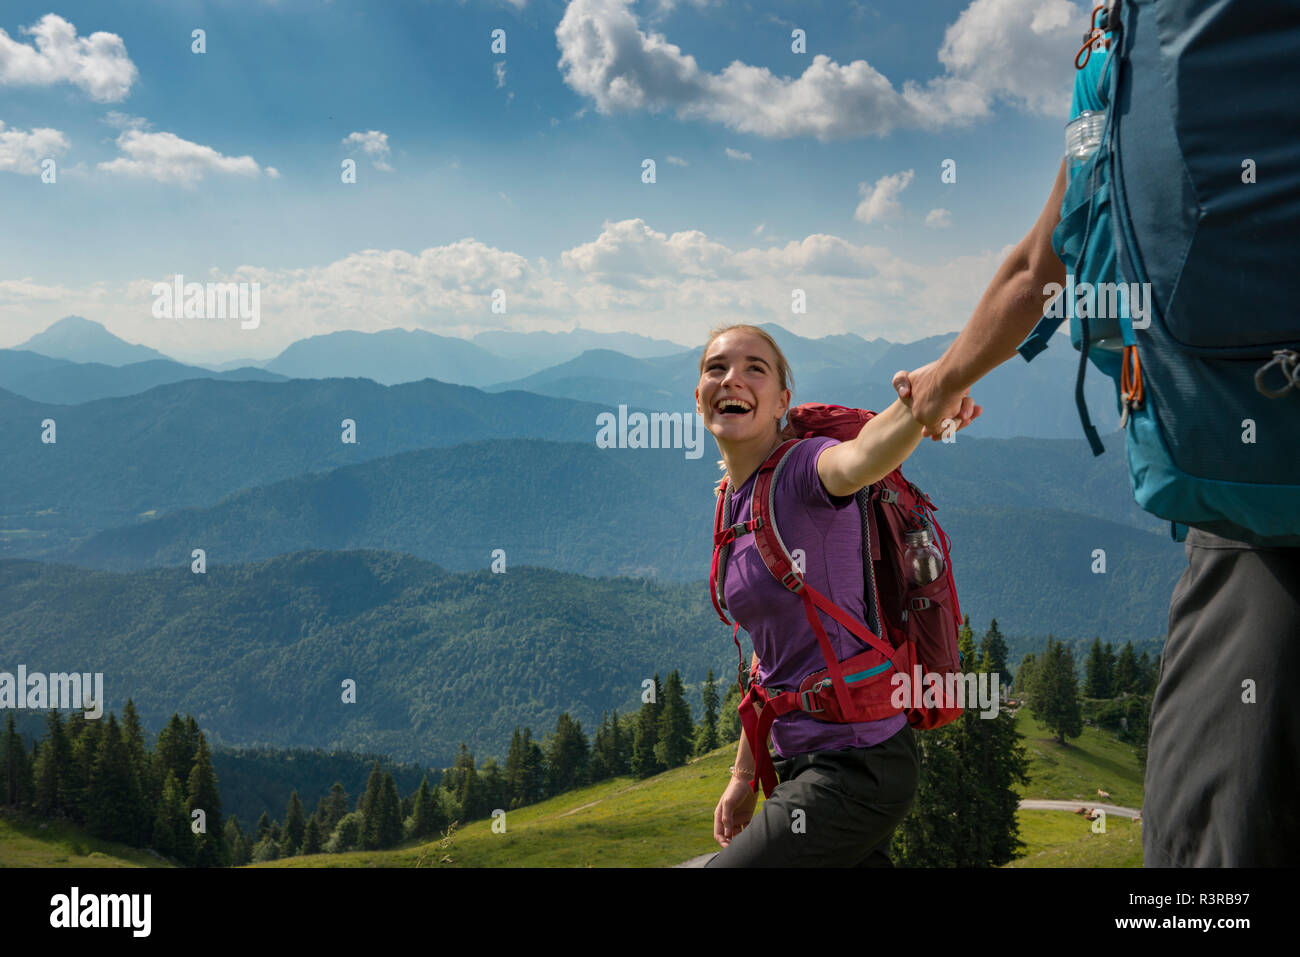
[1121,345,1144,406]
[1075,4,1113,70]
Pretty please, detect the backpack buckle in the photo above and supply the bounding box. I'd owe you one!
[726,517,764,541]
[909,597,931,611]
[878,489,899,505]
[780,570,804,593]
[799,680,830,713]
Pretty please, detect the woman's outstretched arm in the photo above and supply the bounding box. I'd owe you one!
[817,398,937,497]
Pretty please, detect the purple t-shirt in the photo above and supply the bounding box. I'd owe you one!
[722,436,906,758]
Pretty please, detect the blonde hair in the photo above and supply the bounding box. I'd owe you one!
[698,324,796,481]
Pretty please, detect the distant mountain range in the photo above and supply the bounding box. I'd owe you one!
[5,316,1117,440]
[2,390,1182,641]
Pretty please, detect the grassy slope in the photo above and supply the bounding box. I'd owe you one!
[2,711,1146,868]
[1014,709,1145,808]
[259,710,1147,868]
[0,811,169,868]
[257,750,730,868]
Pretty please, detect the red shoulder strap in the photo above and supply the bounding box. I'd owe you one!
[748,439,895,719]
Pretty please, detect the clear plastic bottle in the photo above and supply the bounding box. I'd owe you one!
[903,528,945,587]
[1066,110,1106,175]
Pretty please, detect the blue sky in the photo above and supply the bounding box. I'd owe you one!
[1,0,1087,363]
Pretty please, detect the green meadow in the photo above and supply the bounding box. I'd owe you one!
[2,709,1145,868]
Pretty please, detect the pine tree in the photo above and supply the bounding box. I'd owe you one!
[545,713,589,794]
[479,758,508,816]
[608,709,628,777]
[281,789,306,857]
[950,616,982,863]
[586,713,612,784]
[631,673,665,778]
[86,714,145,845]
[892,724,963,866]
[695,668,721,755]
[187,735,227,867]
[315,782,349,834]
[967,620,1030,865]
[301,814,323,856]
[452,745,484,820]
[70,713,104,825]
[360,761,385,850]
[34,710,71,817]
[1084,637,1114,698]
[378,773,403,848]
[119,700,153,844]
[517,730,545,806]
[410,775,443,839]
[254,811,271,843]
[224,815,249,867]
[1114,642,1139,695]
[153,770,193,863]
[978,618,1009,678]
[655,670,693,769]
[1031,638,1083,744]
[894,619,1029,866]
[154,714,195,803]
[1,713,33,808]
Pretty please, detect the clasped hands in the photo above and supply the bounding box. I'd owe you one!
[892,360,982,440]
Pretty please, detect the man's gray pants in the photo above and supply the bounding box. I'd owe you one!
[1144,528,1300,866]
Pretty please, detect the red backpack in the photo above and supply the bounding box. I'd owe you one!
[710,403,964,797]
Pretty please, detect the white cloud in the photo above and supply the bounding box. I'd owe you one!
[665,154,688,166]
[494,61,507,88]
[97,120,268,186]
[936,0,1082,117]
[0,277,75,304]
[855,169,914,224]
[554,0,1087,140]
[342,129,393,172]
[753,223,765,235]
[7,220,1017,359]
[562,218,740,284]
[925,208,952,228]
[724,147,751,161]
[0,14,138,102]
[0,120,70,175]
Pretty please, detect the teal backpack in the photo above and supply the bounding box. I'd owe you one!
[1016,0,1300,546]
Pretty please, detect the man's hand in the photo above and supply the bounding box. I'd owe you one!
[893,360,982,440]
[714,776,759,848]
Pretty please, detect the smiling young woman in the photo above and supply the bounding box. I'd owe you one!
[693,323,937,867]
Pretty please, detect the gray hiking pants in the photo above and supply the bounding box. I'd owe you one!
[705,723,919,867]
[1143,527,1300,866]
